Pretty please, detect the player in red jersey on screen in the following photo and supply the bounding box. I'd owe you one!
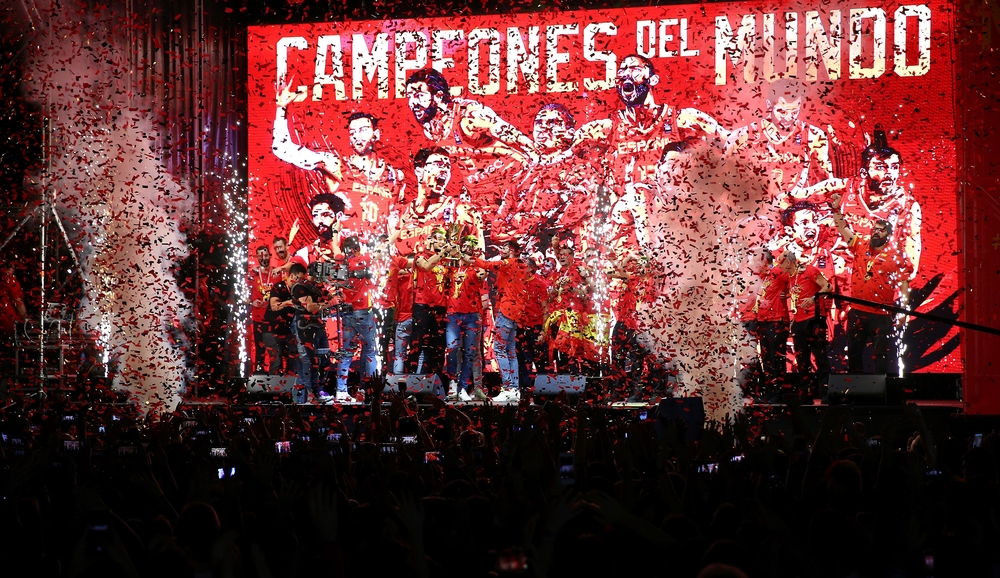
[574,54,724,259]
[494,103,602,255]
[390,148,484,258]
[834,131,921,284]
[272,82,404,244]
[725,78,841,210]
[404,68,535,216]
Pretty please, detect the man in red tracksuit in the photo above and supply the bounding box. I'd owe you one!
[749,250,793,401]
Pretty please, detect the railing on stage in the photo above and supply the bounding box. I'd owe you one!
[817,292,1000,336]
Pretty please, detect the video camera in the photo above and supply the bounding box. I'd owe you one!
[308,261,349,283]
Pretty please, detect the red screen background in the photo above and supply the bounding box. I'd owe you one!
[247,0,960,373]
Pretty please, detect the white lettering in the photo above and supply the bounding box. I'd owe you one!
[469,28,501,96]
[680,18,699,57]
[506,27,541,94]
[352,33,389,100]
[850,8,887,79]
[394,31,429,98]
[716,14,757,85]
[546,24,579,93]
[276,36,308,92]
[636,20,655,58]
[805,10,842,81]
[660,19,678,57]
[583,22,617,91]
[764,12,798,81]
[432,30,464,75]
[313,35,346,101]
[894,4,931,77]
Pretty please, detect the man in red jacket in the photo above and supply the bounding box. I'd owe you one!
[444,236,488,401]
[516,257,552,396]
[474,240,527,402]
[787,256,832,402]
[830,193,914,374]
[749,249,793,401]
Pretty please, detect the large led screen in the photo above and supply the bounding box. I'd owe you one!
[248,0,960,380]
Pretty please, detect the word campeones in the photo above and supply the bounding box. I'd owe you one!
[273,3,932,100]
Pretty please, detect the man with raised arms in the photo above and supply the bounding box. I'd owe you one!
[494,103,602,254]
[272,83,404,244]
[725,78,841,210]
[835,130,921,282]
[775,201,850,368]
[574,54,724,258]
[390,147,484,257]
[828,193,914,375]
[404,68,535,216]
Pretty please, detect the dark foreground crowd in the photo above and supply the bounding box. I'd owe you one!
[0,387,997,578]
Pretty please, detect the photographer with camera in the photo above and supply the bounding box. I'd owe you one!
[289,262,335,404]
[329,235,378,402]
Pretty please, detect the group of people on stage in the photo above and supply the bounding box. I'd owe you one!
[741,130,919,402]
[248,53,923,404]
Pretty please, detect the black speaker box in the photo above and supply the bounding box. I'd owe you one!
[532,374,587,396]
[828,374,887,404]
[246,375,297,394]
[383,373,442,395]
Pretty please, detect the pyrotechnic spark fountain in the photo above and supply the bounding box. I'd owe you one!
[221,149,250,377]
[22,1,195,411]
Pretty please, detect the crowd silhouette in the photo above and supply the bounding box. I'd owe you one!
[0,386,997,578]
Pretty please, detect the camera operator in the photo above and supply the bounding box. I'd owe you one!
[289,262,335,404]
[329,235,377,402]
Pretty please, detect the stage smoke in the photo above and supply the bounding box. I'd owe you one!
[21,2,194,412]
[637,140,772,423]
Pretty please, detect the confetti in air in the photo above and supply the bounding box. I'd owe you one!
[22,1,194,412]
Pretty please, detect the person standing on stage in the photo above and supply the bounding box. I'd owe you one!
[392,148,484,376]
[289,262,335,404]
[443,236,488,401]
[411,228,450,376]
[748,250,792,400]
[330,236,377,402]
[265,264,300,377]
[776,201,849,370]
[473,240,527,401]
[544,244,600,374]
[249,245,274,373]
[829,193,913,374]
[516,257,552,392]
[386,254,415,374]
[786,254,832,402]
[610,253,656,401]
